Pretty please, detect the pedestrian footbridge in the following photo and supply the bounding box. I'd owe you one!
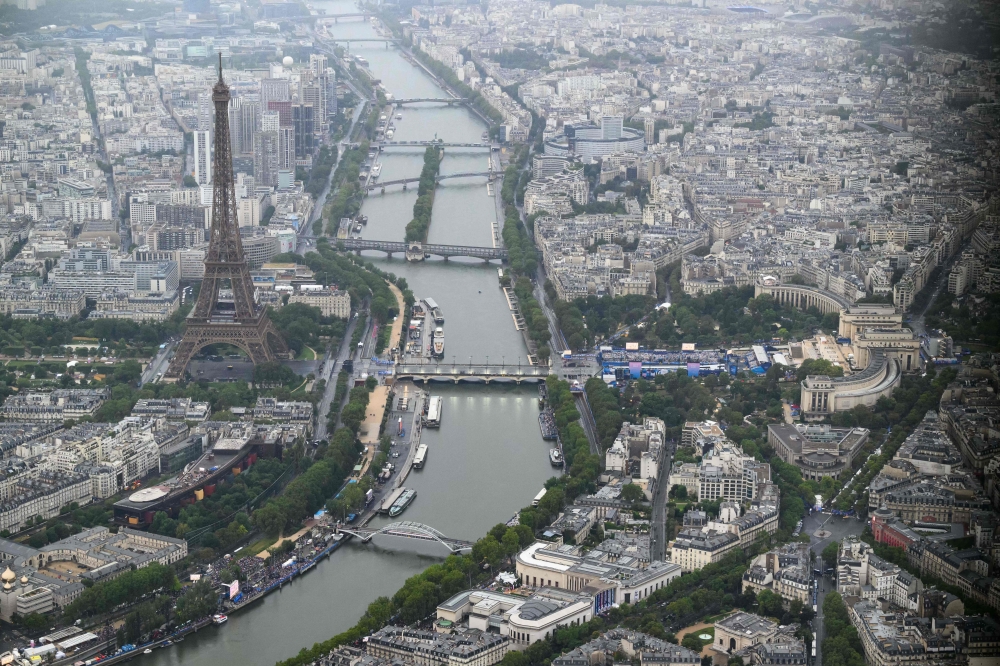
[337,521,473,552]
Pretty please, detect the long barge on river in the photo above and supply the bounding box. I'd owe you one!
[412,444,428,469]
[538,410,558,440]
[389,488,416,517]
[424,297,444,324]
[425,395,442,427]
[379,487,406,514]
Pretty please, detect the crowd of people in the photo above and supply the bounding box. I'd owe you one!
[599,349,726,364]
[204,524,343,609]
[538,410,558,440]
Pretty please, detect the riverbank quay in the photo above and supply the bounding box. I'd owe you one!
[223,530,347,614]
[374,14,498,128]
[53,617,214,666]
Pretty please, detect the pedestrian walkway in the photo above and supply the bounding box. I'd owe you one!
[359,385,390,448]
[257,518,318,559]
[387,281,406,350]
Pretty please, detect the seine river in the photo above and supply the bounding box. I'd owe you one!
[139,3,553,665]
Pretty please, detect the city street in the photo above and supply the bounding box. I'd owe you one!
[649,440,675,561]
[314,312,365,443]
[139,340,178,386]
[802,509,866,665]
[295,32,372,255]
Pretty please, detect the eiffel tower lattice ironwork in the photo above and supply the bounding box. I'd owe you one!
[165,55,288,379]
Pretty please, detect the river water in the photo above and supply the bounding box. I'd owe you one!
[139,4,553,665]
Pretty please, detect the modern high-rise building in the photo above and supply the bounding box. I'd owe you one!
[277,126,295,171]
[299,83,323,134]
[196,92,213,132]
[309,55,329,118]
[601,115,624,140]
[293,103,314,158]
[261,110,280,133]
[254,130,279,187]
[193,130,211,185]
[260,78,289,110]
[328,67,337,117]
[228,96,259,156]
[266,100,293,127]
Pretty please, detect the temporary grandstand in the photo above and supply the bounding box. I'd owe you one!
[599,347,728,381]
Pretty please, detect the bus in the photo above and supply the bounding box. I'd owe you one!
[532,488,547,506]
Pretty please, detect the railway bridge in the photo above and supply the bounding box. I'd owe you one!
[366,171,494,192]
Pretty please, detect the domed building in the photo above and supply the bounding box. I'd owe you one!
[0,526,187,621]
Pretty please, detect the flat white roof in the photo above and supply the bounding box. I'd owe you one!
[517,542,572,572]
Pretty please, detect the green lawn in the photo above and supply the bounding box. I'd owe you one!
[296,346,317,360]
[246,535,278,557]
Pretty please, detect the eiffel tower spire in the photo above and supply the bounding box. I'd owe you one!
[166,55,288,379]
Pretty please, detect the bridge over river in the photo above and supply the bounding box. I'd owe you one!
[393,362,549,384]
[337,521,473,552]
[392,98,469,105]
[379,140,494,149]
[336,239,507,261]
[366,171,494,192]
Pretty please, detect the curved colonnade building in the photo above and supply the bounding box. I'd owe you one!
[754,279,908,421]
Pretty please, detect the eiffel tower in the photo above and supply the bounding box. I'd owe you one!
[165,55,288,380]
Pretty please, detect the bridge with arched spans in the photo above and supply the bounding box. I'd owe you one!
[394,362,549,384]
[337,521,473,552]
[367,171,495,192]
[379,141,494,149]
[393,98,469,105]
[318,13,371,21]
[324,38,398,47]
[285,13,372,23]
[336,239,507,262]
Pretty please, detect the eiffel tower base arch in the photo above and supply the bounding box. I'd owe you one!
[165,315,288,381]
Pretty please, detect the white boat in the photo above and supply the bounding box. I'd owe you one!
[386,129,394,139]
[213,614,228,625]
[424,297,444,323]
[372,164,382,179]
[389,488,416,517]
[432,327,444,358]
[425,396,442,427]
[395,113,402,120]
[413,444,428,469]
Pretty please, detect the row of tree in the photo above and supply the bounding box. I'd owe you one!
[148,458,289,544]
[322,142,367,236]
[499,148,538,277]
[63,563,178,621]
[268,301,347,358]
[404,146,443,242]
[303,145,338,198]
[0,306,192,361]
[513,277,552,361]
[822,592,865,666]
[303,242,410,329]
